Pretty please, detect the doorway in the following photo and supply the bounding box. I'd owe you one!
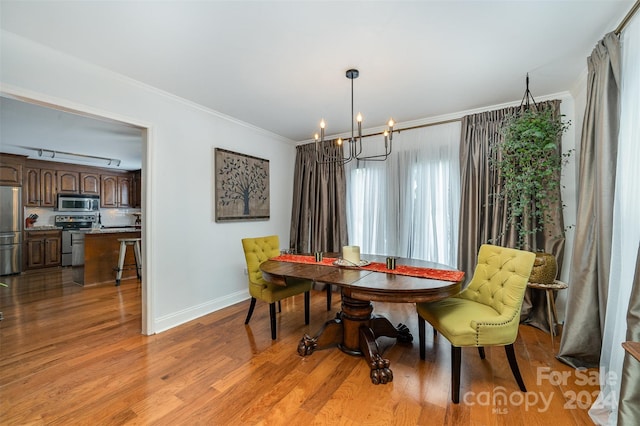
[0,91,152,334]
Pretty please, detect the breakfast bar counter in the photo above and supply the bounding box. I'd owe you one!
[71,228,141,286]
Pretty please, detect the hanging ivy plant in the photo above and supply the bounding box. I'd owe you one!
[494,107,571,249]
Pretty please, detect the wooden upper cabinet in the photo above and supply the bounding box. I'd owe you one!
[80,173,100,195]
[0,154,24,186]
[0,158,22,186]
[132,170,142,208]
[24,168,41,206]
[117,176,131,208]
[100,175,118,208]
[57,170,80,194]
[24,167,56,207]
[15,158,140,210]
[101,174,132,208]
[40,169,56,207]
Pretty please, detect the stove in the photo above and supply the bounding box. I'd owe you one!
[55,215,97,266]
[55,215,97,230]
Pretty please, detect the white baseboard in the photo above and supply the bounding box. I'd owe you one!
[153,289,249,333]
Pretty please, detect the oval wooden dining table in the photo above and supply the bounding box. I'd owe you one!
[260,254,464,385]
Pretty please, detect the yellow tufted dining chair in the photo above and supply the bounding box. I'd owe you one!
[416,244,536,403]
[241,235,313,340]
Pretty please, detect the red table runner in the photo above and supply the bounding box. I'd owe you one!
[272,254,465,282]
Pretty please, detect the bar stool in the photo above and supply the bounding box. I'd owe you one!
[115,238,142,286]
[527,279,568,348]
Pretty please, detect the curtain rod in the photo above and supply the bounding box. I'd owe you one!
[360,118,462,139]
[615,0,640,35]
[320,117,461,143]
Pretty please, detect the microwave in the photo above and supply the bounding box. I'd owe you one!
[57,194,100,212]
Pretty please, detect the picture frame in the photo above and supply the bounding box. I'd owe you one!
[214,148,270,222]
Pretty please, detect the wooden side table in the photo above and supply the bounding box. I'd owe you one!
[622,341,640,362]
[527,280,568,349]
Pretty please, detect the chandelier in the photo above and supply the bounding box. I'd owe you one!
[314,69,395,164]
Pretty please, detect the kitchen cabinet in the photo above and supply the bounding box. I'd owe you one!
[0,154,24,186]
[80,172,100,195]
[16,159,140,209]
[24,230,61,270]
[101,174,131,208]
[131,170,142,208]
[57,170,80,193]
[100,175,118,207]
[118,176,131,208]
[24,167,56,207]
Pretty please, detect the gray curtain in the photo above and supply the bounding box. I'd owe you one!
[558,32,620,369]
[289,142,348,253]
[458,100,565,330]
[618,243,640,425]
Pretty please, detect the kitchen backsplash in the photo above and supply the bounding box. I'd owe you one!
[24,207,141,228]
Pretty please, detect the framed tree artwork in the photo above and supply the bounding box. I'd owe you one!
[214,148,270,222]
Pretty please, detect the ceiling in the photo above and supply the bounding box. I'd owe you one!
[0,1,634,168]
[0,96,144,170]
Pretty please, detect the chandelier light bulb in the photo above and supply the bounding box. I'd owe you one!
[356,113,363,123]
[337,138,343,146]
[314,133,319,141]
[320,119,326,129]
[388,119,395,128]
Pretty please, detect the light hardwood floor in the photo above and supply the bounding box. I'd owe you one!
[0,268,597,425]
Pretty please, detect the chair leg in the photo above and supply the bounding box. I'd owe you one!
[115,240,126,286]
[133,240,142,280]
[269,303,277,340]
[478,347,486,359]
[244,297,257,324]
[326,283,332,311]
[418,315,426,360]
[304,291,310,325]
[505,344,527,392]
[278,300,282,313]
[451,345,462,403]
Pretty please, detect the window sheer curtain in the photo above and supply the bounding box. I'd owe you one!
[588,17,640,426]
[345,121,461,267]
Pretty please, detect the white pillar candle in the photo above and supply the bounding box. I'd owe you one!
[342,245,361,264]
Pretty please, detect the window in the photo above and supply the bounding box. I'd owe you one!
[346,121,461,266]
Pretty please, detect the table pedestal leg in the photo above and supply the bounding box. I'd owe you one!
[339,296,373,355]
[370,316,413,343]
[297,292,412,385]
[297,314,343,356]
[359,326,393,384]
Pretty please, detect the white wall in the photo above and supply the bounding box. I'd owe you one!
[0,31,297,333]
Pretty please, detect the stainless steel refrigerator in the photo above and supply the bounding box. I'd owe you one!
[0,186,22,275]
